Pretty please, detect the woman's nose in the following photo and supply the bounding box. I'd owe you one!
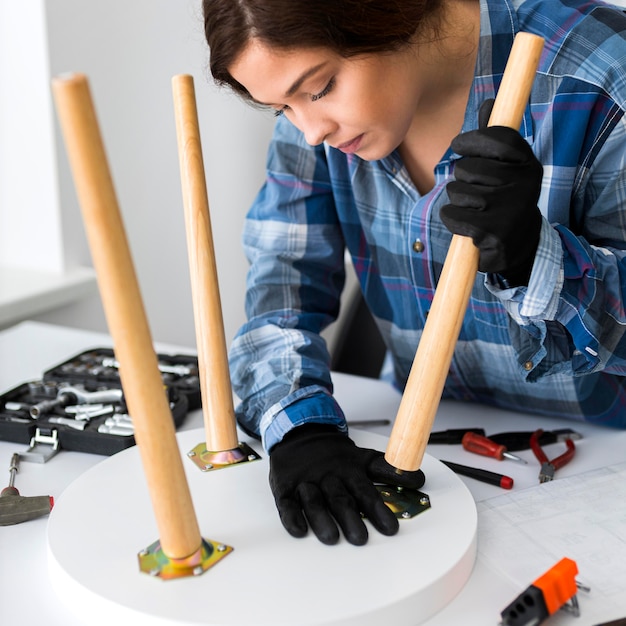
[298,112,336,147]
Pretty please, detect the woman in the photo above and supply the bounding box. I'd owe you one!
[202,0,626,545]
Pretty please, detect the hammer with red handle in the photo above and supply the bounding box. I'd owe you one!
[0,453,54,526]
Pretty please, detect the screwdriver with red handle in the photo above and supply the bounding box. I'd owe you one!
[462,432,528,464]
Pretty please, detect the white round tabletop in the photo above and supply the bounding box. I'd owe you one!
[47,429,477,626]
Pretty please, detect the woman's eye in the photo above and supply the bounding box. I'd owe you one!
[272,77,336,116]
[311,77,336,102]
[273,105,290,117]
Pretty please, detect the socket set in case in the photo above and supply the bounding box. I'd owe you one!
[0,348,201,460]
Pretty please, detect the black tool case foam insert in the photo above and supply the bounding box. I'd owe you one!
[0,348,201,456]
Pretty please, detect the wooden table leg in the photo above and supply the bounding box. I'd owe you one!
[385,33,545,472]
[52,73,202,559]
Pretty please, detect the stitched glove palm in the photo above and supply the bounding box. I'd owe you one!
[269,424,426,545]
[441,99,543,286]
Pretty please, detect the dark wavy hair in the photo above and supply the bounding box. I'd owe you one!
[203,0,444,100]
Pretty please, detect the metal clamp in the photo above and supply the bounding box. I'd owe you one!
[21,428,60,463]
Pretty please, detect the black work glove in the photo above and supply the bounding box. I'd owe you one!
[269,424,426,546]
[441,99,543,286]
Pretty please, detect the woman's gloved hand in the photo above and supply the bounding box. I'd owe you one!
[269,423,426,545]
[441,99,543,286]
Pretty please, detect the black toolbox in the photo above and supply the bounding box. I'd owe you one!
[0,348,200,459]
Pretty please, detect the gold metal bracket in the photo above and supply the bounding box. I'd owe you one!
[138,538,233,580]
[376,485,431,519]
[187,441,261,472]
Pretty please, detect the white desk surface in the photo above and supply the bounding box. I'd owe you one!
[0,321,625,626]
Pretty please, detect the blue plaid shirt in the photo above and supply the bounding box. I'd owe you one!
[230,0,626,452]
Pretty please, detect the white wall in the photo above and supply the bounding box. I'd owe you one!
[0,2,64,272]
[2,0,275,348]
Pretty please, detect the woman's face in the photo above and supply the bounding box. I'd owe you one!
[229,40,422,161]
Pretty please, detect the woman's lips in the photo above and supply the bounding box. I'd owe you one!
[336,134,363,154]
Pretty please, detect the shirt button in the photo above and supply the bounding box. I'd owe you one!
[523,361,533,371]
[412,239,425,253]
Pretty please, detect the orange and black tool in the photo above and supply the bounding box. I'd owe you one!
[500,557,588,626]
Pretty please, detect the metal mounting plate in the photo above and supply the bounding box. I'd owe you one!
[138,538,233,580]
[376,485,431,519]
[187,441,261,472]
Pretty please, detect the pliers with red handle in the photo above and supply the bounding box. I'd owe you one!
[530,428,576,483]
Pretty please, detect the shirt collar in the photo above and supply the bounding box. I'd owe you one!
[469,0,535,141]
[378,0,535,175]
